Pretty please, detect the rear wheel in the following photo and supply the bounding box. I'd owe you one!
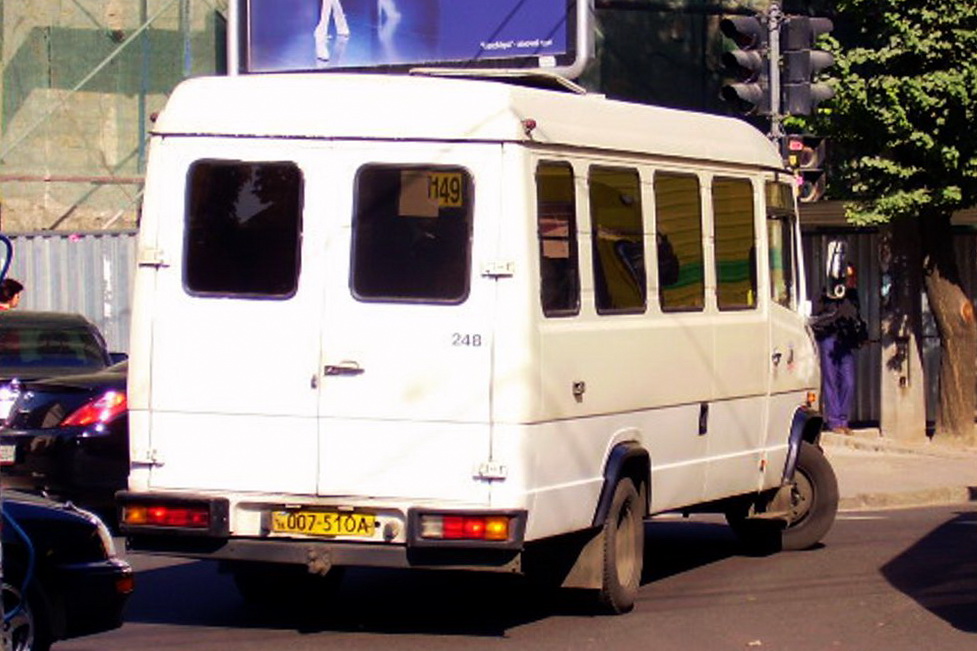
[596,478,645,614]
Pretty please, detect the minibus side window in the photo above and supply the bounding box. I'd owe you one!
[185,160,302,298]
[713,177,757,310]
[766,181,797,309]
[536,162,580,317]
[589,166,646,314]
[654,172,704,312]
[351,165,472,303]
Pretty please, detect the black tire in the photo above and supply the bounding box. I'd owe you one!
[781,440,839,551]
[596,478,645,614]
[726,440,839,553]
[2,581,53,651]
[230,562,345,610]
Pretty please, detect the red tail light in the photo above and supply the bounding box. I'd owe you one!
[61,390,127,427]
[123,503,210,528]
[419,514,511,541]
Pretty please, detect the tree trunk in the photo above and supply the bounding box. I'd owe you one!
[920,213,977,445]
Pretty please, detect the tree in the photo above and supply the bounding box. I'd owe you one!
[807,0,977,443]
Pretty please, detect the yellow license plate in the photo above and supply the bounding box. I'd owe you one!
[271,510,376,538]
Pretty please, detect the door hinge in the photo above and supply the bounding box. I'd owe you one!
[481,261,515,279]
[474,460,508,481]
[131,447,165,467]
[137,247,169,269]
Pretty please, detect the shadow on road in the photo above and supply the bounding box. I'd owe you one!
[881,508,977,633]
[122,516,746,636]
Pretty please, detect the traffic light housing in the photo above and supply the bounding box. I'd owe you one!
[780,17,834,115]
[719,15,770,115]
[784,135,827,202]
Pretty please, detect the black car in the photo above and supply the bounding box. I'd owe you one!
[2,490,134,650]
[0,311,124,385]
[0,362,128,519]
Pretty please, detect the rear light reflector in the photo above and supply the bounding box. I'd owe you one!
[123,503,210,528]
[115,572,136,595]
[419,514,511,541]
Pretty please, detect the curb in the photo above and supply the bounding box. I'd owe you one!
[839,486,977,512]
[821,429,977,511]
[821,430,977,459]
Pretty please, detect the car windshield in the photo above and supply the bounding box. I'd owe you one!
[0,323,108,372]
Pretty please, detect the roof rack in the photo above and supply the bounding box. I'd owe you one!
[408,67,588,94]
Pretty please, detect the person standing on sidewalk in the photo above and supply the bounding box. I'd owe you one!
[811,263,868,434]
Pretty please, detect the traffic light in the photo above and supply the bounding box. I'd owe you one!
[780,16,834,115]
[783,135,827,202]
[719,15,770,115]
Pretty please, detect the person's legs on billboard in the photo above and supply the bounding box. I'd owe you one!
[378,0,401,23]
[315,0,351,60]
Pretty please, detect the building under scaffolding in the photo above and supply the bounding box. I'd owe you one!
[0,0,227,232]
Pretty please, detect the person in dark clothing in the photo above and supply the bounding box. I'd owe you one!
[810,264,867,434]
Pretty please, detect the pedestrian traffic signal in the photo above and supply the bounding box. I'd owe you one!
[780,16,834,115]
[719,15,770,115]
[783,135,827,202]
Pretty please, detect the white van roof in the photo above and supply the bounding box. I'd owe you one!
[153,73,783,170]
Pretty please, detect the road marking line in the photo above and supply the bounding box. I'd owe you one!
[836,515,888,521]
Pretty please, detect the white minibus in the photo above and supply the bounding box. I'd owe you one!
[119,71,837,614]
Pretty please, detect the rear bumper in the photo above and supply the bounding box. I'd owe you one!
[118,491,527,572]
[0,428,127,504]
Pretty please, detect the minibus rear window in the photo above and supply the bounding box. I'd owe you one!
[184,160,303,298]
[351,165,473,303]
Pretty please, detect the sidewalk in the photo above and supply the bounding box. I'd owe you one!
[822,428,977,511]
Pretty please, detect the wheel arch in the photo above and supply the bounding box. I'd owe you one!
[782,405,824,483]
[592,441,650,527]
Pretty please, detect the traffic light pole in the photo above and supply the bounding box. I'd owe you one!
[767,2,784,142]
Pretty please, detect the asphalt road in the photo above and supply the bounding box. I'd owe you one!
[58,505,977,650]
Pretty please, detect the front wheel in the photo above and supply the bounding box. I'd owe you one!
[726,441,839,553]
[596,478,645,614]
[781,440,839,551]
[2,581,53,651]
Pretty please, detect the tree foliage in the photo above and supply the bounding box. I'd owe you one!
[810,0,977,225]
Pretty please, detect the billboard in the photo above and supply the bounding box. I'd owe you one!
[230,0,591,79]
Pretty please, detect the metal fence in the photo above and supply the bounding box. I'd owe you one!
[5,226,977,424]
[3,230,137,354]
